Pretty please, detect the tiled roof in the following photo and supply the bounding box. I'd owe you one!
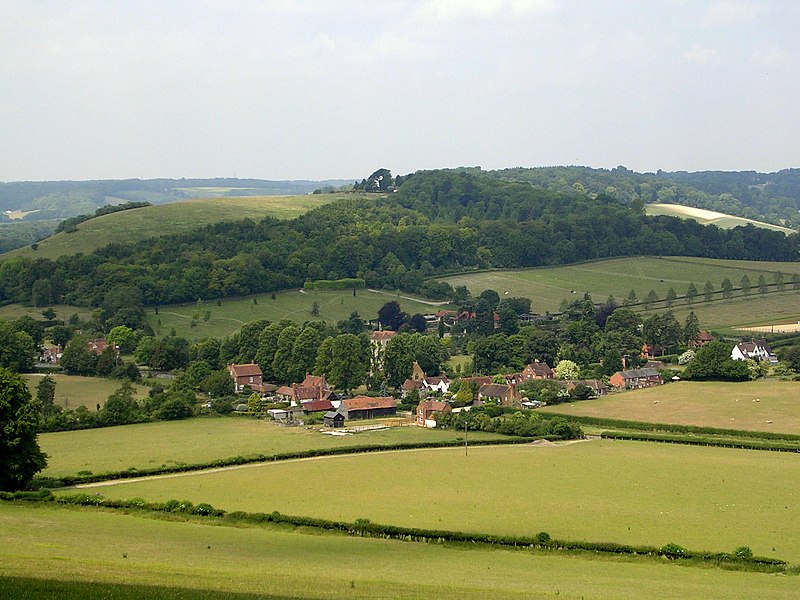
[371,331,397,341]
[343,396,397,411]
[229,363,263,377]
[617,368,660,379]
[302,400,334,412]
[479,383,511,397]
[418,400,450,413]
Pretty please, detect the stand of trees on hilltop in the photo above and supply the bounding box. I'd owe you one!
[0,170,798,329]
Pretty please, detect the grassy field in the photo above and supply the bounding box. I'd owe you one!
[541,381,800,434]
[0,303,93,323]
[667,291,800,332]
[2,194,344,260]
[645,203,796,233]
[147,288,446,339]
[83,440,800,562]
[3,505,796,600]
[23,374,150,411]
[38,417,505,478]
[438,256,800,319]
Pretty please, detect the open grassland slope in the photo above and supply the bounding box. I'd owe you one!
[38,417,506,478]
[645,203,795,233]
[82,440,800,563]
[146,288,446,339]
[3,194,344,260]
[3,505,796,600]
[23,374,149,411]
[666,292,800,332]
[438,256,800,318]
[541,381,800,434]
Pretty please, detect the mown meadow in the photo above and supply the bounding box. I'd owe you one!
[22,373,149,411]
[541,380,800,434]
[75,440,800,563]
[4,503,797,600]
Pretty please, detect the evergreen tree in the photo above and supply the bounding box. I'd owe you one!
[36,375,57,420]
[721,278,733,300]
[740,275,751,296]
[683,311,700,345]
[685,282,698,304]
[703,281,714,302]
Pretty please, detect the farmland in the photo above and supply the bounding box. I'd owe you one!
[146,288,445,339]
[3,194,344,260]
[23,374,149,411]
[37,417,506,478]
[438,256,800,321]
[4,505,796,600]
[0,303,93,323]
[80,440,800,563]
[540,381,800,434]
[645,203,795,233]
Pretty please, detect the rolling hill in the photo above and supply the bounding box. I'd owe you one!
[2,193,347,260]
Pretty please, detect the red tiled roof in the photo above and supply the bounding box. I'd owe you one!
[434,310,457,318]
[371,331,397,341]
[343,396,397,411]
[275,386,295,396]
[479,383,511,397]
[461,376,492,386]
[418,400,450,413]
[229,363,263,377]
[302,400,334,412]
[301,374,328,388]
[402,379,423,390]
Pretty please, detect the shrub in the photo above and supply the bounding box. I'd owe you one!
[734,546,753,559]
[660,543,687,558]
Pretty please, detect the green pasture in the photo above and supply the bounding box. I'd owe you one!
[3,505,795,600]
[84,440,800,563]
[667,291,800,332]
[3,194,343,260]
[438,256,800,315]
[38,417,504,478]
[147,288,445,339]
[645,203,795,233]
[541,381,800,434]
[0,303,93,323]
[23,374,150,411]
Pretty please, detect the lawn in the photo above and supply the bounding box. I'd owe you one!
[437,256,800,315]
[147,288,446,340]
[541,380,800,434]
[83,440,800,562]
[23,374,150,411]
[3,194,344,260]
[3,504,795,600]
[38,416,506,478]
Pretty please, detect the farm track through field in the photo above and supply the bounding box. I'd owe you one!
[163,311,245,324]
[68,439,592,490]
[567,264,691,285]
[367,288,449,306]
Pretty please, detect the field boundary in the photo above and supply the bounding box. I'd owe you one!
[2,492,792,574]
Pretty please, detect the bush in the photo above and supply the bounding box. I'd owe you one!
[660,543,687,558]
[734,546,753,559]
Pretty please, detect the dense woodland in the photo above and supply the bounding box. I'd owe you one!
[0,170,797,327]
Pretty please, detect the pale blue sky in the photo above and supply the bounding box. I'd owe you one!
[1,0,798,181]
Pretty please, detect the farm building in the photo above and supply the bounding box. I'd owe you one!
[302,399,335,414]
[323,410,345,428]
[688,330,715,348]
[416,400,452,427]
[275,373,333,404]
[228,363,264,393]
[340,396,397,420]
[609,368,662,390]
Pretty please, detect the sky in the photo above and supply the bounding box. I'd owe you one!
[1,0,799,182]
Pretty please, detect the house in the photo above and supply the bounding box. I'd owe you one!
[565,379,609,397]
[228,363,264,393]
[609,368,662,390]
[732,339,777,364]
[410,361,426,381]
[460,376,492,387]
[87,338,109,354]
[323,410,345,428]
[40,346,62,364]
[434,310,458,323]
[340,396,397,420]
[416,400,452,427]
[502,373,525,385]
[370,330,397,372]
[688,331,715,349]
[400,378,424,397]
[422,375,450,394]
[275,373,333,404]
[477,383,521,407]
[522,361,554,380]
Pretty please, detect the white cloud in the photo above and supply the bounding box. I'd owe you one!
[704,0,761,26]
[750,45,791,68]
[416,0,553,21]
[684,43,719,65]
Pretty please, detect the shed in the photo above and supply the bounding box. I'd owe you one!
[324,411,345,428]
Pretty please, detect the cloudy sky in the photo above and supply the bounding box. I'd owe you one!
[1,0,798,181]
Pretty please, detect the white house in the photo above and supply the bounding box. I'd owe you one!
[422,375,450,394]
[731,340,777,364]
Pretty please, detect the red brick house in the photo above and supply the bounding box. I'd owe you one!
[522,361,554,380]
[228,363,264,393]
[87,338,109,354]
[275,373,333,404]
[688,331,715,349]
[416,400,452,427]
[609,368,662,390]
[641,344,665,359]
[565,379,609,396]
[477,383,521,407]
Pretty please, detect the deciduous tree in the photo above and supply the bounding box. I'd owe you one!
[0,368,47,491]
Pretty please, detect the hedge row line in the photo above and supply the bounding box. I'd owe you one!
[541,413,800,442]
[303,278,366,290]
[1,491,790,573]
[33,437,538,488]
[600,430,800,453]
